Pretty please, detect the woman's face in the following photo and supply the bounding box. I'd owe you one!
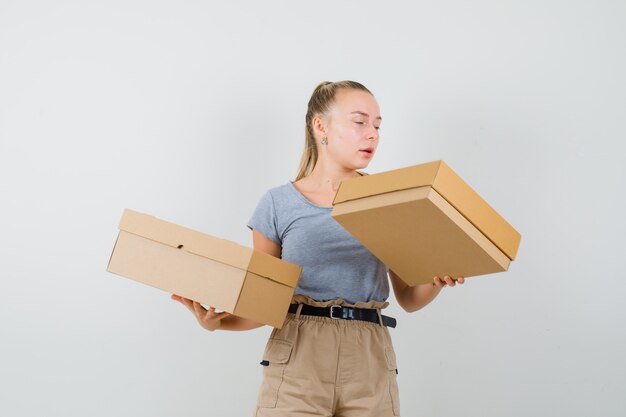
[323,89,381,170]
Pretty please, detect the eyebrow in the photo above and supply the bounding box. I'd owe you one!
[350,111,382,121]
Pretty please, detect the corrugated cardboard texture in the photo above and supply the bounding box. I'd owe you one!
[333,161,521,260]
[332,186,510,286]
[108,231,245,311]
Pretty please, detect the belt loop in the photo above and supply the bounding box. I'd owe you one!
[376,308,384,327]
[295,303,304,320]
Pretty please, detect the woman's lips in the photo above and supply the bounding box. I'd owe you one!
[359,150,374,157]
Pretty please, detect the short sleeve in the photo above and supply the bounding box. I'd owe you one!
[246,190,281,245]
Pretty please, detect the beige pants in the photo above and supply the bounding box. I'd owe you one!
[254,296,401,417]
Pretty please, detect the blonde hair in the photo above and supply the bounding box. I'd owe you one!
[295,80,373,181]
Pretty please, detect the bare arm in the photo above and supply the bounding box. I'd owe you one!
[389,269,465,313]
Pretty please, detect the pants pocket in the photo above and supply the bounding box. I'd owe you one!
[385,347,401,416]
[257,339,294,409]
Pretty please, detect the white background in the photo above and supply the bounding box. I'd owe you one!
[1,1,625,416]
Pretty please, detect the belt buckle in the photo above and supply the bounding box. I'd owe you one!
[329,305,342,319]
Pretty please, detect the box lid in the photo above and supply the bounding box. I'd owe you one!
[118,209,301,288]
[332,161,521,260]
[331,185,511,285]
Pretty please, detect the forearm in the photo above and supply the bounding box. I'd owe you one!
[399,283,443,313]
[218,315,266,331]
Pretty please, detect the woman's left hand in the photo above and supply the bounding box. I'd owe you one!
[433,275,465,288]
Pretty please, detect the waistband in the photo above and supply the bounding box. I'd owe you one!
[291,294,390,310]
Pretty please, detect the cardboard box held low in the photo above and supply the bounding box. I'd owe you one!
[331,161,521,286]
[107,209,302,328]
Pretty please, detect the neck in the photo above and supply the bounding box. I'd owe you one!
[306,160,361,193]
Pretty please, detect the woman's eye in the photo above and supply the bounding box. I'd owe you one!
[354,121,364,125]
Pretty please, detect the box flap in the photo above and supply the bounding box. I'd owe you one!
[118,209,301,283]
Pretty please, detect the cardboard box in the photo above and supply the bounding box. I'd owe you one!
[107,209,302,328]
[331,161,521,286]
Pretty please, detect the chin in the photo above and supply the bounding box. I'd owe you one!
[357,159,373,169]
[341,155,373,171]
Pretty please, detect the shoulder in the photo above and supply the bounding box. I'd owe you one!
[262,182,292,201]
[252,182,294,209]
[269,182,292,193]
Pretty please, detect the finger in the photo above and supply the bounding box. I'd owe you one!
[171,293,188,303]
[433,276,445,287]
[192,301,207,317]
[457,276,465,284]
[205,306,219,319]
[444,275,456,286]
[176,296,196,312]
[208,307,230,319]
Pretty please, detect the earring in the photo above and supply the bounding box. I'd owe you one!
[321,137,327,145]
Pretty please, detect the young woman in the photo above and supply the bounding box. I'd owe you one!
[172,80,464,417]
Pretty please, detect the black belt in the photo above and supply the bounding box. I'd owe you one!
[288,304,397,328]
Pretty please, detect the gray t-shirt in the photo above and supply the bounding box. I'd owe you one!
[246,181,389,304]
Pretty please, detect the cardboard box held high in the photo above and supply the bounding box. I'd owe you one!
[331,161,521,286]
[107,209,302,328]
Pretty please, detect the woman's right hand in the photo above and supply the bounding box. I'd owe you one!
[171,294,232,332]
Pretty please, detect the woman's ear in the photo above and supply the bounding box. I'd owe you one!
[311,114,327,141]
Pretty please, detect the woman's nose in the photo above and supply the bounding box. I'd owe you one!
[367,127,379,141]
